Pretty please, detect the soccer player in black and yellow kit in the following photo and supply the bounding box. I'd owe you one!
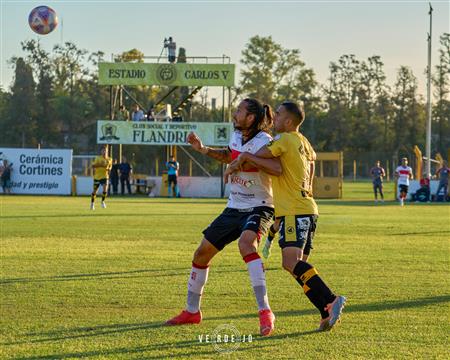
[90,146,112,210]
[225,101,346,331]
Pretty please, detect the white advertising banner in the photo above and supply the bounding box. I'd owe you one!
[97,120,233,146]
[0,148,73,195]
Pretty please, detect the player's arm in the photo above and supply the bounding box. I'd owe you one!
[308,160,315,194]
[92,158,102,169]
[224,145,282,180]
[409,169,414,180]
[238,151,282,176]
[187,132,232,164]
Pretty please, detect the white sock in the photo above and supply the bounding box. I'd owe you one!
[244,253,270,311]
[186,263,209,313]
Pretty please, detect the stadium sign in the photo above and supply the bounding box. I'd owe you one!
[98,63,235,86]
[97,121,233,146]
[0,148,72,195]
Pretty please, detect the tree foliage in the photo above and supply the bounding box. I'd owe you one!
[0,35,448,176]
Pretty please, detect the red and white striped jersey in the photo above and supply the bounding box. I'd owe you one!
[395,165,413,186]
[227,130,274,209]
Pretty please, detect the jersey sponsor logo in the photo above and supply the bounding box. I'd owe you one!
[297,217,311,230]
[230,175,256,188]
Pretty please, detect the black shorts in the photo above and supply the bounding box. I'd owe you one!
[399,184,409,193]
[278,215,318,255]
[373,181,383,190]
[168,175,177,185]
[94,178,108,187]
[203,207,274,251]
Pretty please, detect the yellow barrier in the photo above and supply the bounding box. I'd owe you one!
[313,152,343,199]
[71,175,77,196]
[160,173,168,197]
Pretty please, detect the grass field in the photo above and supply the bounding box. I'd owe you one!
[1,182,449,359]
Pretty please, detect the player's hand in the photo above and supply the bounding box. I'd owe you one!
[187,132,206,153]
[224,163,238,183]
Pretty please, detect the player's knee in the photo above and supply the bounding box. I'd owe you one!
[282,257,297,273]
[193,242,215,264]
[238,234,257,256]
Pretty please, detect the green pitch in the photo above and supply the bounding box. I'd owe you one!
[1,182,449,359]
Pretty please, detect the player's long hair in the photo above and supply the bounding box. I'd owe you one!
[243,98,273,136]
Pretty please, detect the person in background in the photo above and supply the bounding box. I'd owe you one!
[116,105,129,121]
[119,156,133,195]
[1,160,13,194]
[435,160,449,200]
[414,176,431,202]
[370,160,386,203]
[109,159,120,196]
[395,157,413,206]
[90,146,112,210]
[131,104,145,122]
[147,106,156,121]
[166,155,180,197]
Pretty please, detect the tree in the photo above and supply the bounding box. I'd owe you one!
[432,33,450,155]
[240,36,317,108]
[21,39,60,146]
[52,42,89,149]
[8,58,37,147]
[392,66,425,157]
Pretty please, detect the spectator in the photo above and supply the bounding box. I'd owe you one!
[109,159,120,195]
[1,160,13,194]
[164,37,176,63]
[119,156,133,195]
[147,106,156,121]
[166,155,180,197]
[414,176,431,202]
[116,105,129,121]
[131,104,145,122]
[435,160,450,200]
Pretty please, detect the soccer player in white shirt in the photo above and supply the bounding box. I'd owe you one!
[395,157,413,206]
[165,99,280,336]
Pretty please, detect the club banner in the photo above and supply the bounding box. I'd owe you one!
[0,148,73,195]
[98,63,235,86]
[97,121,233,146]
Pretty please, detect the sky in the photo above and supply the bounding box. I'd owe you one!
[1,0,449,103]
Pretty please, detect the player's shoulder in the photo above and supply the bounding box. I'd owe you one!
[255,131,272,141]
[252,131,272,146]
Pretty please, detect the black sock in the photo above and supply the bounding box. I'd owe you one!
[102,192,107,202]
[91,193,96,203]
[293,261,336,315]
[296,277,329,319]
